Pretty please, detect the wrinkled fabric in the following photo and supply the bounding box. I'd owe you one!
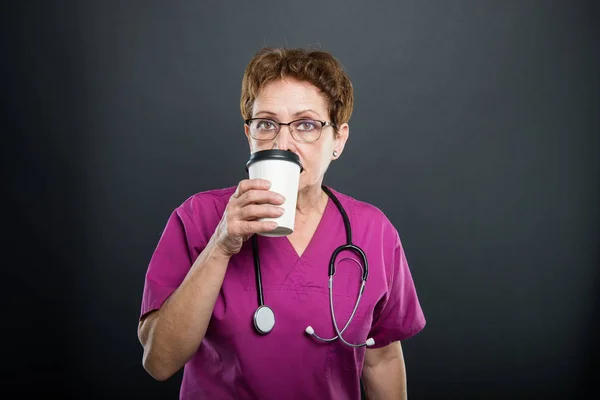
[140,186,426,400]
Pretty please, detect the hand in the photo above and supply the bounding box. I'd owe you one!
[213,179,285,257]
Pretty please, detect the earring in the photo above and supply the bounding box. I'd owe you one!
[333,150,338,157]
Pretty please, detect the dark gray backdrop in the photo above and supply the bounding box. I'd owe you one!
[3,1,598,399]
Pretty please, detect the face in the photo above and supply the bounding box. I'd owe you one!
[245,78,349,193]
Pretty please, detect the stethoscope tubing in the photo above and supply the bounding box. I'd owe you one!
[252,185,373,347]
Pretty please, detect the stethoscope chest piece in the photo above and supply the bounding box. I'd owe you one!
[253,305,275,334]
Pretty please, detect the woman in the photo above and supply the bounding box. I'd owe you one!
[138,47,426,399]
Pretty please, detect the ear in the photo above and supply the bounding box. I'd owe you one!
[331,123,349,160]
[244,124,254,152]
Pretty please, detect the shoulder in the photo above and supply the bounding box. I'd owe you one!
[177,186,236,216]
[326,187,406,281]
[170,186,236,234]
[325,186,402,252]
[326,186,396,233]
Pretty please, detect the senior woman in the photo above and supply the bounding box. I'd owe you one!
[138,47,426,399]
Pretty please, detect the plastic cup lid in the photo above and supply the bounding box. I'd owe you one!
[246,149,303,172]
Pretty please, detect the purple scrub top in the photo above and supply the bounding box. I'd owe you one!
[140,186,426,399]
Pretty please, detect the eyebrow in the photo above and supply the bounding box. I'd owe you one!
[253,109,322,119]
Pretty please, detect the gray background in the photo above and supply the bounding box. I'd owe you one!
[3,0,598,399]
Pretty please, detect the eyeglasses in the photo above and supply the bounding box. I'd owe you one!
[245,118,335,143]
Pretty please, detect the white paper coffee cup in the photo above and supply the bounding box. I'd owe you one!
[246,149,303,237]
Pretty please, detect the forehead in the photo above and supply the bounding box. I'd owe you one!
[252,78,328,118]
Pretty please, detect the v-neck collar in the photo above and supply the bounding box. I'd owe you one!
[251,189,344,289]
[279,195,336,261]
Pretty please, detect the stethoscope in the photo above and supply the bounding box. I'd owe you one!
[251,185,375,348]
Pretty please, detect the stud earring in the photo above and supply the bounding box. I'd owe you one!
[333,150,338,157]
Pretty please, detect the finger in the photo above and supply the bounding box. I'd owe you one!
[238,204,285,221]
[236,220,279,237]
[234,179,271,198]
[237,189,286,208]
[231,181,244,199]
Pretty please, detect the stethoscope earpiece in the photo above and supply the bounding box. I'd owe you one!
[305,324,375,347]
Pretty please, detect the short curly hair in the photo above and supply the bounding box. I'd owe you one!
[240,47,354,130]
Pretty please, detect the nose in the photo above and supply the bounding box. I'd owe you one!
[273,125,296,152]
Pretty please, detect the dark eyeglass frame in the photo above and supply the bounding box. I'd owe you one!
[244,118,336,143]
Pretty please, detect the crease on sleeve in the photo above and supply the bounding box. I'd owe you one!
[140,279,179,320]
[367,230,426,348]
[139,207,195,321]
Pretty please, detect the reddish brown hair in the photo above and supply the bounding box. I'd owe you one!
[240,47,354,129]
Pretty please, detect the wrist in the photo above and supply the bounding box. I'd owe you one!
[208,236,234,261]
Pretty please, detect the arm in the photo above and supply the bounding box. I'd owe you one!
[138,179,285,381]
[138,236,231,381]
[362,341,407,400]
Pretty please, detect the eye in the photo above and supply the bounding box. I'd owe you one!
[295,120,318,131]
[256,120,277,130]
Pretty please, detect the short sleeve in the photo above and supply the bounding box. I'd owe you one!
[139,208,194,321]
[367,230,426,347]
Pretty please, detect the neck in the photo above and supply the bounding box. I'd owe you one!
[296,184,327,217]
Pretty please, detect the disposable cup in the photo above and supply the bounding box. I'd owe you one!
[246,149,303,237]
